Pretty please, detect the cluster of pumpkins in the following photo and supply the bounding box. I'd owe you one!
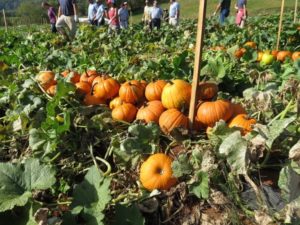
[211,41,300,64]
[36,70,257,137]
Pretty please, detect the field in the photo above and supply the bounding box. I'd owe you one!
[0,6,300,225]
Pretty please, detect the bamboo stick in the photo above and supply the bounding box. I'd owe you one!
[276,0,285,50]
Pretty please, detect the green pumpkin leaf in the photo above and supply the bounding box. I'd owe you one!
[190,171,209,199]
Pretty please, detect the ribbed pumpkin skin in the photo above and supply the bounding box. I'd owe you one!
[112,103,137,122]
[36,71,56,90]
[75,82,91,95]
[109,97,124,110]
[292,52,300,61]
[228,114,256,135]
[93,77,120,100]
[196,100,233,127]
[61,70,80,84]
[136,100,165,124]
[83,93,106,106]
[161,80,191,109]
[159,109,188,134]
[197,82,218,100]
[46,85,56,96]
[80,70,98,84]
[231,103,247,118]
[145,80,167,101]
[277,51,292,62]
[119,82,144,104]
[140,153,177,191]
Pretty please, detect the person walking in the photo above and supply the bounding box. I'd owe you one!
[107,0,119,32]
[87,0,97,25]
[118,2,129,29]
[213,0,231,25]
[169,0,180,26]
[94,0,105,26]
[235,0,247,28]
[142,0,152,27]
[150,1,163,30]
[56,0,78,41]
[42,2,57,33]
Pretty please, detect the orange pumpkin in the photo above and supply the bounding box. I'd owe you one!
[93,77,120,100]
[111,103,138,123]
[140,153,177,191]
[197,82,218,100]
[228,114,256,135]
[210,46,226,51]
[136,100,165,124]
[109,97,124,110]
[46,84,56,96]
[292,52,300,61]
[75,81,91,95]
[277,51,292,62]
[271,50,279,58]
[36,71,57,90]
[231,103,247,117]
[196,100,233,127]
[159,108,188,134]
[244,41,257,49]
[145,80,167,101]
[257,51,264,62]
[234,48,246,58]
[80,70,98,84]
[61,70,80,84]
[130,80,147,92]
[161,80,191,109]
[91,74,111,86]
[119,81,144,104]
[83,93,106,106]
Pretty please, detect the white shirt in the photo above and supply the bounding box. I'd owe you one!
[95,4,105,21]
[88,3,97,21]
[151,6,163,19]
[169,2,180,18]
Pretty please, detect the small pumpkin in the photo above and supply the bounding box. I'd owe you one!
[234,48,246,58]
[92,74,111,86]
[140,153,177,191]
[277,51,292,62]
[228,114,256,135]
[159,108,188,134]
[80,70,98,84]
[136,100,165,124]
[231,102,247,117]
[119,81,144,104]
[109,97,124,110]
[111,103,138,123]
[83,93,106,106]
[292,52,300,61]
[36,71,56,90]
[196,100,233,127]
[46,84,56,96]
[145,80,167,101]
[271,50,279,58]
[257,51,264,62]
[161,80,191,110]
[93,77,120,100]
[75,81,91,95]
[244,41,257,49]
[197,82,218,100]
[61,70,80,84]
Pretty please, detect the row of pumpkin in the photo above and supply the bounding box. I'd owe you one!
[36,70,256,135]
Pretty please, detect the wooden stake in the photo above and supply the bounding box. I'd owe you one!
[294,0,298,23]
[188,0,207,129]
[2,9,8,32]
[276,0,285,50]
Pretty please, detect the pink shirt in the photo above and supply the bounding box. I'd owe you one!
[48,7,56,24]
[108,7,119,26]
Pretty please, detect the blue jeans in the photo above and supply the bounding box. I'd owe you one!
[220,8,230,24]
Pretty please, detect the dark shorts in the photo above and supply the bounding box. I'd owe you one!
[51,23,57,33]
[220,8,230,24]
[151,18,161,30]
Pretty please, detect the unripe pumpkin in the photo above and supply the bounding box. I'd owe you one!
[161,80,191,109]
[197,82,218,100]
[136,100,165,124]
[112,103,137,123]
[196,100,233,127]
[109,97,124,110]
[228,114,256,135]
[159,108,188,134]
[93,77,120,100]
[36,71,56,90]
[145,80,167,101]
[140,153,177,191]
[119,81,144,104]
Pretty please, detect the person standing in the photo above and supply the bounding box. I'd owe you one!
[94,0,105,26]
[169,0,180,26]
[56,0,78,41]
[150,1,163,30]
[235,0,247,28]
[142,0,152,27]
[213,0,231,25]
[107,0,119,32]
[118,2,129,29]
[42,2,57,33]
[88,0,97,25]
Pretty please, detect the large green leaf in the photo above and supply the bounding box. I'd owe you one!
[113,204,145,225]
[172,154,193,178]
[190,171,209,199]
[0,159,56,212]
[71,166,111,225]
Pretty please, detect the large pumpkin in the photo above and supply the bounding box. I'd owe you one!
[36,71,57,90]
[197,82,218,100]
[231,102,247,118]
[292,52,300,61]
[61,70,80,84]
[161,80,191,109]
[140,153,177,191]
[109,97,124,110]
[83,93,106,106]
[80,70,98,84]
[228,114,256,135]
[196,100,233,127]
[159,108,188,134]
[75,81,91,95]
[136,100,165,124]
[111,103,137,123]
[93,77,120,100]
[119,81,144,104]
[145,80,167,101]
[277,51,292,62]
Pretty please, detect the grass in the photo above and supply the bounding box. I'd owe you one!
[131,0,298,23]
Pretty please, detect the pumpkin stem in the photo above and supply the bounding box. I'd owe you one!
[167,80,174,85]
[91,82,97,96]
